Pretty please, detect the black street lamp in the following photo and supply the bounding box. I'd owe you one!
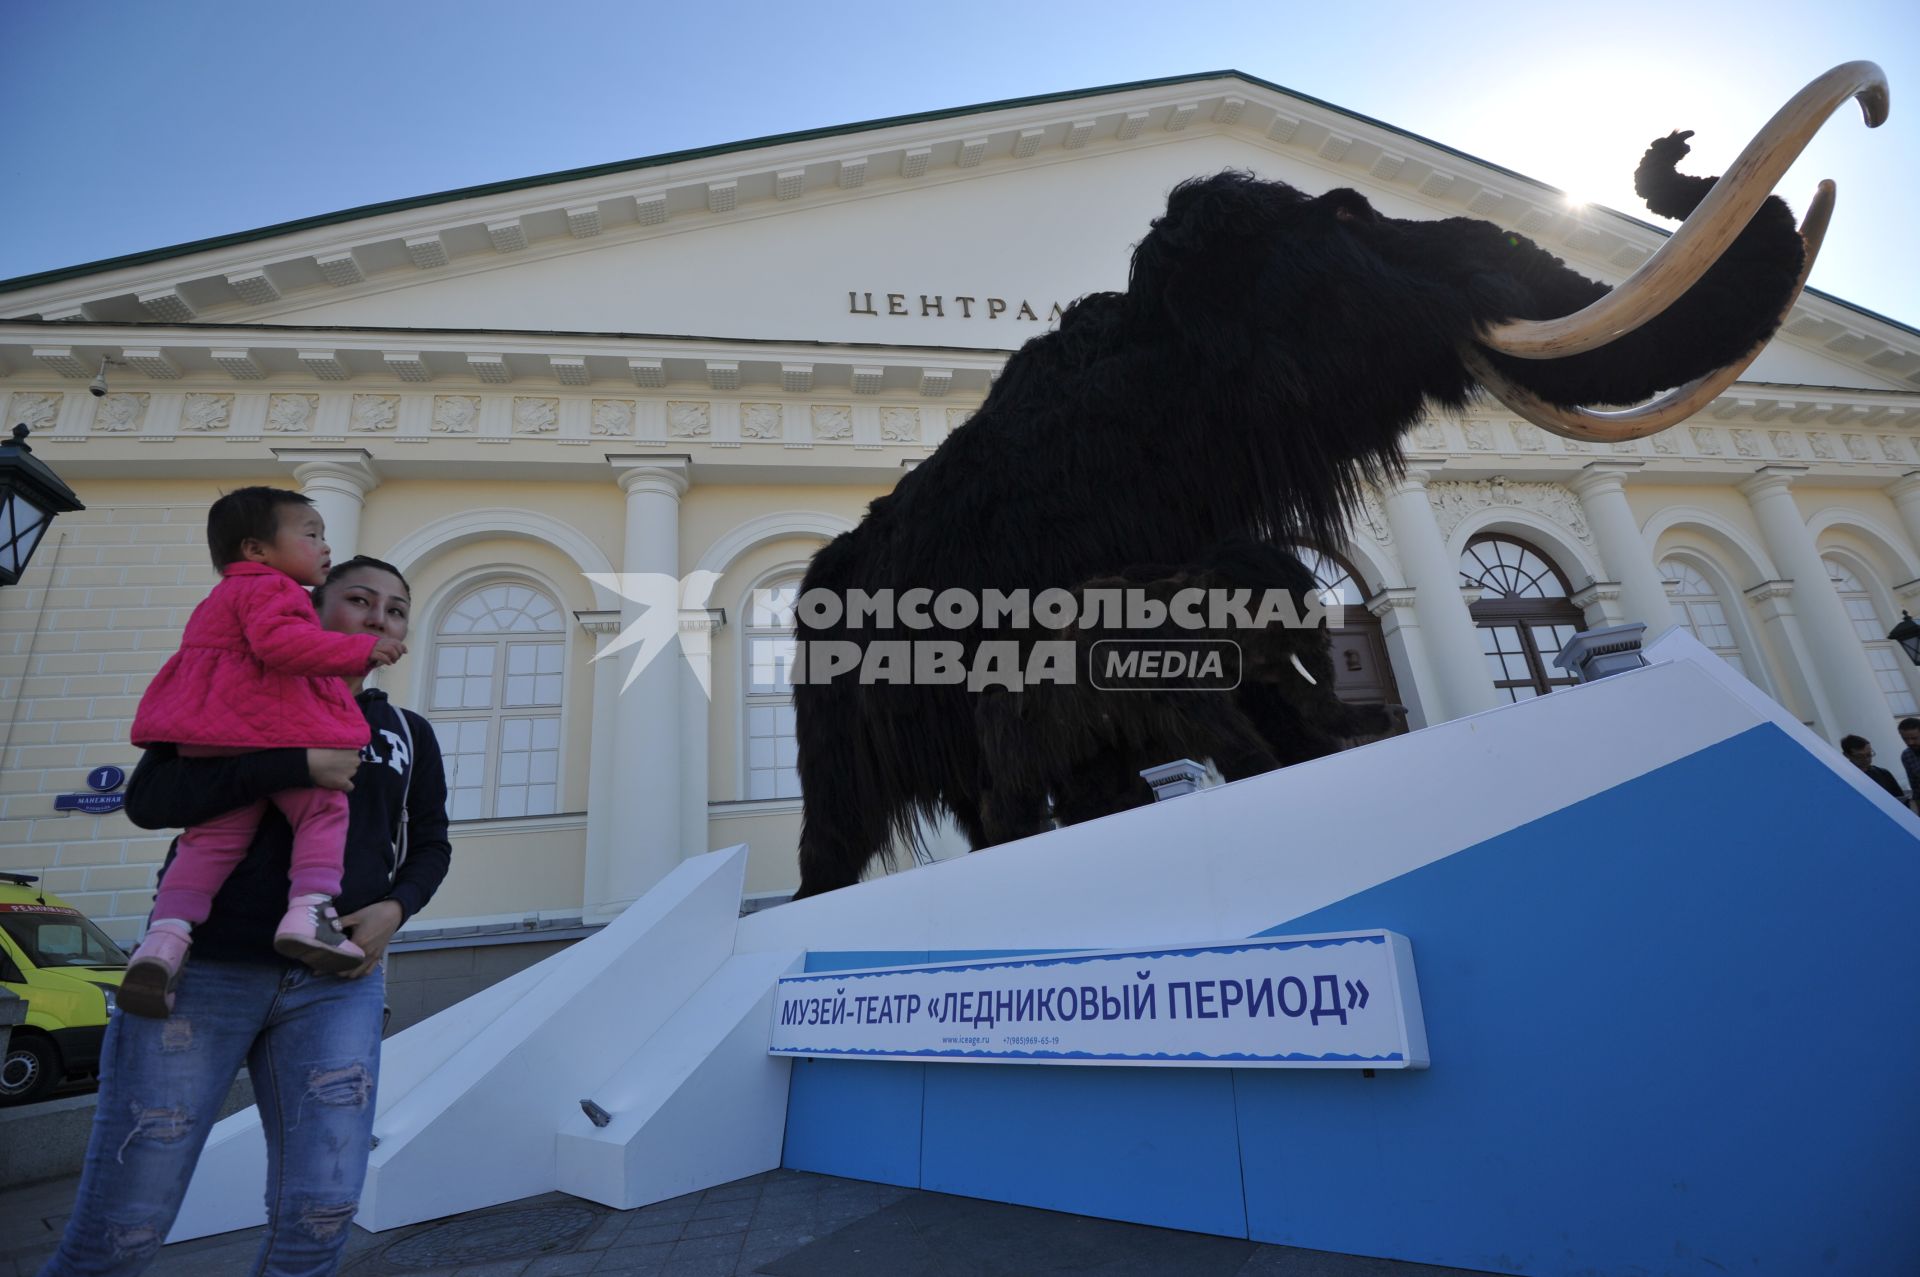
[1889,611,1920,668]
[0,424,85,588]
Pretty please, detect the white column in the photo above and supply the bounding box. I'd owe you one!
[1741,581,1837,736]
[1379,466,1499,721]
[1571,581,1626,630]
[1740,465,1900,757]
[678,609,724,864]
[1568,461,1678,635]
[574,609,624,922]
[274,447,377,562]
[1363,587,1438,729]
[591,456,690,919]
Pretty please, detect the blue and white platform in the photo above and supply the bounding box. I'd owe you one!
[171,632,1920,1276]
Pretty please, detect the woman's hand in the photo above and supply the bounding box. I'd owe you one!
[338,899,404,978]
[307,748,360,792]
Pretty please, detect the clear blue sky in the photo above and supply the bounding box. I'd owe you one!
[2,0,1914,327]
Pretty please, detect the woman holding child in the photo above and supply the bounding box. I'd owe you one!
[40,488,451,1277]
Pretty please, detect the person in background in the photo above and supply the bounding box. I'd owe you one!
[1840,734,1906,804]
[1897,718,1920,814]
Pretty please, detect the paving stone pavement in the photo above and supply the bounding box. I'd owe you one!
[1,1168,1497,1277]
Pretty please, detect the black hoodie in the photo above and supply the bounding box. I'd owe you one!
[125,688,452,963]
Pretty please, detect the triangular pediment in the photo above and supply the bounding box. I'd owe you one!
[3,72,1914,392]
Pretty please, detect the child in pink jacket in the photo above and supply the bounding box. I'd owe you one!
[122,487,404,1017]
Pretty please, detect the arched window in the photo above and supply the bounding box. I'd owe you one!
[1823,556,1919,718]
[430,581,566,820]
[1460,535,1585,703]
[743,575,802,800]
[1299,547,1400,709]
[1661,557,1749,678]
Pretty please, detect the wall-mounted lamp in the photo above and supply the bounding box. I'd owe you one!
[88,356,122,398]
[1889,611,1920,667]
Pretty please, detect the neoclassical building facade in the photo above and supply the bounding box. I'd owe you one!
[2,71,1917,946]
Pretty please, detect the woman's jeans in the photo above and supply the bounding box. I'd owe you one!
[39,955,385,1277]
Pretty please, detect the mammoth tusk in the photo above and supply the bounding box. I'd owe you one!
[1289,653,1317,685]
[1479,60,1885,360]
[1466,180,1835,443]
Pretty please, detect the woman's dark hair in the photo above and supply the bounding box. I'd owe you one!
[312,555,411,608]
[206,486,312,569]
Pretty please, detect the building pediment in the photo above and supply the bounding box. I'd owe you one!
[1,72,1915,391]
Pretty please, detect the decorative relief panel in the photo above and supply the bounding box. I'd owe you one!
[880,407,919,443]
[1429,478,1593,548]
[1511,422,1544,451]
[1881,435,1912,463]
[94,393,147,432]
[1461,420,1493,451]
[812,405,853,441]
[740,403,783,440]
[433,395,480,433]
[9,392,60,431]
[946,407,974,434]
[350,394,398,432]
[1730,429,1760,458]
[1357,489,1393,547]
[1412,421,1445,450]
[267,393,316,433]
[1560,436,1587,453]
[1610,439,1640,455]
[181,393,233,432]
[1844,434,1872,462]
[667,401,711,438]
[1808,432,1834,460]
[1650,431,1678,455]
[1688,426,1721,456]
[1770,430,1799,457]
[513,397,559,435]
[590,399,635,436]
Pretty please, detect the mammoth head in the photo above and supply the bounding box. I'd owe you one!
[1132,61,1887,448]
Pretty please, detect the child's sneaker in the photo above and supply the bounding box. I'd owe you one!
[273,896,366,973]
[120,925,191,1019]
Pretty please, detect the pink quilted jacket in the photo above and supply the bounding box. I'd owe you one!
[130,562,379,751]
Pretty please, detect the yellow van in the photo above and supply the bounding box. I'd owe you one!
[0,873,126,1106]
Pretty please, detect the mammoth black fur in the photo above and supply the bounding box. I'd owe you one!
[791,132,1805,897]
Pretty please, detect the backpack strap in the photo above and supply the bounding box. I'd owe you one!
[389,706,415,886]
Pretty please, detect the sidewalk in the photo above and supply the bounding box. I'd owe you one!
[2,1167,1495,1277]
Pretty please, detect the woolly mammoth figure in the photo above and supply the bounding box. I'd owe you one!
[791,64,1887,897]
[974,540,1396,847]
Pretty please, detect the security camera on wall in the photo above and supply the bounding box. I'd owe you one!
[88,359,109,397]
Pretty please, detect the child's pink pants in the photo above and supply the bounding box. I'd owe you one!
[152,784,349,925]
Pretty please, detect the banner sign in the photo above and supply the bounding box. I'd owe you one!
[769,930,1427,1069]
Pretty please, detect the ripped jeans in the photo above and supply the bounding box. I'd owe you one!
[39,955,384,1277]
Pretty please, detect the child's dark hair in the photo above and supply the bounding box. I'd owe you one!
[207,487,313,569]
[312,556,412,608]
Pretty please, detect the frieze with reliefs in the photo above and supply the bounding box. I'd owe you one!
[1511,421,1545,451]
[667,401,711,438]
[1844,434,1873,462]
[946,407,974,434]
[1412,420,1446,450]
[740,403,783,440]
[1428,478,1593,548]
[880,407,920,443]
[1881,435,1912,463]
[8,392,60,432]
[590,400,635,437]
[1356,489,1393,547]
[1689,426,1722,456]
[94,393,146,432]
[180,393,233,432]
[350,394,398,433]
[1730,429,1760,458]
[1461,420,1493,451]
[433,395,480,433]
[1610,439,1641,455]
[812,405,853,441]
[1770,430,1799,458]
[1650,430,1678,455]
[1808,433,1835,460]
[267,393,316,433]
[513,397,559,435]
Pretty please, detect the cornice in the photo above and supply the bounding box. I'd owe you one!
[4,75,1911,390]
